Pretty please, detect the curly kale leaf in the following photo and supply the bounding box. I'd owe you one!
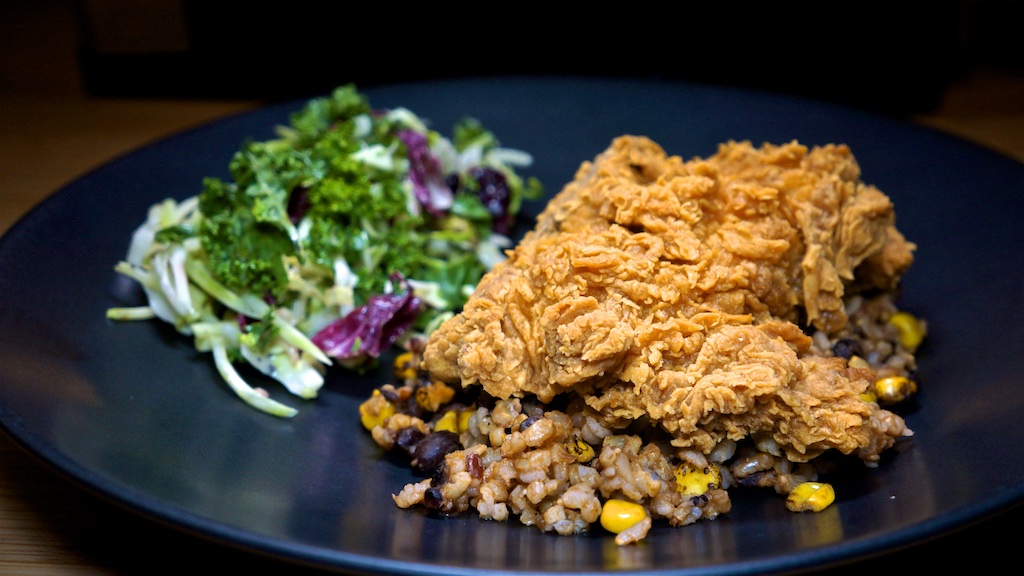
[197,175,296,301]
[288,84,371,145]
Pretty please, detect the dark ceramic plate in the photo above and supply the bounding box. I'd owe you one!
[1,78,1023,575]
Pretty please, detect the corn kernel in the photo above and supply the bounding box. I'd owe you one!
[848,355,870,369]
[874,375,917,404]
[566,437,596,463]
[786,481,835,512]
[393,351,418,381]
[434,410,459,433]
[888,311,926,352]
[600,499,647,534]
[674,462,722,496]
[414,381,455,412]
[358,390,395,431]
[860,389,878,403]
[457,409,472,432]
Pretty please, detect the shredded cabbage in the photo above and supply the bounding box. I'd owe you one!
[106,84,542,417]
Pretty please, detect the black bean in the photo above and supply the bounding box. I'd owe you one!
[832,338,863,359]
[518,416,538,432]
[412,431,461,473]
[737,471,774,489]
[423,487,444,510]
[395,427,425,455]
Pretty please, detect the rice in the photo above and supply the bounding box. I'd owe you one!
[358,290,923,543]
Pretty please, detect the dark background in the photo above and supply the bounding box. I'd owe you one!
[2,0,1023,118]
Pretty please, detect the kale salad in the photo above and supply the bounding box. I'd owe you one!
[107,84,541,417]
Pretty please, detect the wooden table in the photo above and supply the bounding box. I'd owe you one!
[1,90,1022,575]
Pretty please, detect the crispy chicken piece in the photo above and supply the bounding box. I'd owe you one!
[423,136,915,464]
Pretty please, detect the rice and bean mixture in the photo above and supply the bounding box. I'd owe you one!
[358,292,925,545]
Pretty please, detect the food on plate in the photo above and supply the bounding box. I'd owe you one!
[360,135,926,544]
[106,84,541,417]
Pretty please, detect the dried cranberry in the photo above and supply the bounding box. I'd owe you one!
[469,166,512,234]
[466,452,483,479]
[445,173,461,192]
[287,186,311,223]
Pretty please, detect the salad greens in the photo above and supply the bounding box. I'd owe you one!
[107,84,542,417]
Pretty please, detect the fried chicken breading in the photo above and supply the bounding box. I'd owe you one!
[423,136,915,465]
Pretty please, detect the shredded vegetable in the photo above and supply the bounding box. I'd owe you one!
[107,84,542,417]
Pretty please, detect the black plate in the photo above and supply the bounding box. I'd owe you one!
[2,77,1023,575]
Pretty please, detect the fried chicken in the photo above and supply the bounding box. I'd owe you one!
[423,136,915,465]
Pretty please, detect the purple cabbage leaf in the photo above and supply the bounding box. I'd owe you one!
[399,129,452,215]
[311,273,423,364]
